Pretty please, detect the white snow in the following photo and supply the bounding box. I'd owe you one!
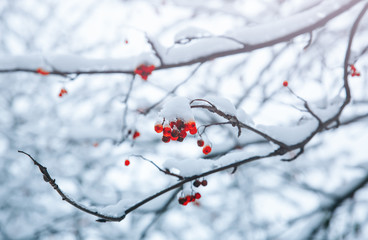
[0,53,161,72]
[98,199,128,217]
[258,119,319,146]
[226,0,349,45]
[159,96,194,122]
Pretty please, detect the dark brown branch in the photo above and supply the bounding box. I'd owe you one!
[18,150,126,222]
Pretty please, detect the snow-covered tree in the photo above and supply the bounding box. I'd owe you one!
[1,0,368,239]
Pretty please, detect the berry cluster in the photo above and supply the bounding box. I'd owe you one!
[134,64,155,80]
[193,179,208,187]
[58,88,68,97]
[350,64,361,77]
[36,68,50,75]
[178,192,201,206]
[155,119,197,143]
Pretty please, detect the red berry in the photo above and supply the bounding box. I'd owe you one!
[133,131,140,139]
[176,119,184,130]
[197,139,204,147]
[163,125,171,137]
[154,124,163,133]
[171,129,179,138]
[189,127,197,135]
[36,68,50,75]
[124,159,130,166]
[179,130,187,139]
[201,179,208,186]
[193,180,201,187]
[170,121,176,128]
[178,198,186,205]
[125,39,128,44]
[162,136,170,143]
[356,73,361,76]
[171,135,178,141]
[203,145,211,155]
[134,64,155,80]
[183,201,188,206]
[177,137,184,142]
[186,195,191,202]
[188,121,196,130]
[184,123,190,132]
[283,81,288,87]
[58,88,68,97]
[195,193,201,199]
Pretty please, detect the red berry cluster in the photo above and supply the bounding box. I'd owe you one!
[193,179,208,187]
[350,64,361,77]
[197,139,212,155]
[36,68,50,75]
[178,192,201,206]
[155,119,197,143]
[58,88,68,97]
[134,64,155,80]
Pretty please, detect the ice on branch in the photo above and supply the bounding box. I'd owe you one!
[174,26,212,44]
[163,157,214,177]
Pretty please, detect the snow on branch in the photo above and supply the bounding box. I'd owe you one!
[0,0,362,76]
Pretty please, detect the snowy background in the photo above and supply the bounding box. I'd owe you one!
[1,0,368,239]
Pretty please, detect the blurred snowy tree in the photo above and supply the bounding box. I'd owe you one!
[1,0,368,239]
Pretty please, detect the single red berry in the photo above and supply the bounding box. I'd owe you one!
[177,137,184,142]
[154,123,163,133]
[178,198,186,205]
[183,201,188,206]
[283,81,288,87]
[201,179,208,186]
[195,193,201,199]
[193,180,201,187]
[124,159,130,166]
[356,72,361,76]
[190,195,196,202]
[184,123,190,132]
[171,135,178,141]
[189,127,197,135]
[179,130,187,139]
[171,129,179,138]
[125,39,128,44]
[133,131,140,139]
[162,136,171,143]
[169,121,176,128]
[176,119,184,130]
[188,121,196,130]
[93,142,99,147]
[186,195,191,202]
[197,139,204,147]
[203,145,211,155]
[163,125,171,137]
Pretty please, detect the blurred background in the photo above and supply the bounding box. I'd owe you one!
[1,0,368,239]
